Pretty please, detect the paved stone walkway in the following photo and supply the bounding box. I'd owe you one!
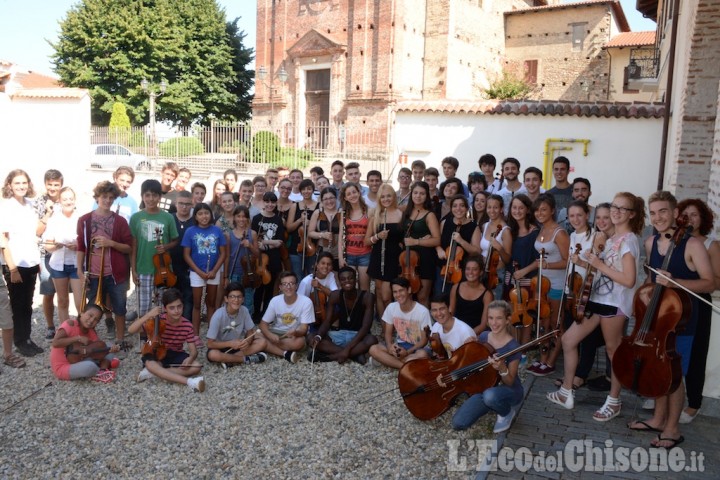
[476,363,719,479]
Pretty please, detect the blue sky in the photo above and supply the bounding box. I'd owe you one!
[0,0,656,77]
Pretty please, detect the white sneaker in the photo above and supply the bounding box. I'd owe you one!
[284,350,298,364]
[642,398,655,410]
[679,409,699,424]
[493,405,518,433]
[136,368,155,383]
[187,376,206,392]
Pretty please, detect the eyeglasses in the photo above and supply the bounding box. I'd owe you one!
[398,175,410,180]
[177,202,193,207]
[280,282,297,288]
[227,294,243,300]
[610,204,632,214]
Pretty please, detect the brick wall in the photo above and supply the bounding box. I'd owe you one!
[504,4,616,101]
[710,81,720,237]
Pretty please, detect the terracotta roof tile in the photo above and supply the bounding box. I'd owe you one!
[505,0,630,32]
[13,71,60,89]
[11,88,88,99]
[605,31,656,48]
[394,100,664,119]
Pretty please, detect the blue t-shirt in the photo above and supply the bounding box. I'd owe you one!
[181,225,227,273]
[479,331,523,397]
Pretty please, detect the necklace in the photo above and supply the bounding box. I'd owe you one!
[341,290,360,325]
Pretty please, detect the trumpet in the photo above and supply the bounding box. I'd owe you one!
[90,237,109,311]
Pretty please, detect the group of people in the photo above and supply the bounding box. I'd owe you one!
[0,154,717,440]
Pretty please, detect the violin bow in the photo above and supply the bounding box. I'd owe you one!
[644,265,720,313]
[0,381,53,414]
[536,249,545,340]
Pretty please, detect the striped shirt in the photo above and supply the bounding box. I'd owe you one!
[160,316,195,352]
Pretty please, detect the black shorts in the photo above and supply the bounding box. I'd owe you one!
[141,349,189,367]
[585,301,619,318]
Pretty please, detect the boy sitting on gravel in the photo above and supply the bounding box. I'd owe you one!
[128,288,205,392]
[259,271,314,364]
[206,282,267,368]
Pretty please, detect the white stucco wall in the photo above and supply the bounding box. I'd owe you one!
[0,94,90,190]
[394,111,663,205]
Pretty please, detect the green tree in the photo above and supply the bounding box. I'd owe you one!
[219,17,254,122]
[51,0,254,126]
[108,102,131,128]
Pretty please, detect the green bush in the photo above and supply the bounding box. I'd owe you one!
[248,131,313,169]
[128,131,148,148]
[159,137,205,157]
[484,71,532,100]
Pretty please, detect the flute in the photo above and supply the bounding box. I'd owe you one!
[380,209,387,276]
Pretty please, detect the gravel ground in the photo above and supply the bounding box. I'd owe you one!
[0,292,496,479]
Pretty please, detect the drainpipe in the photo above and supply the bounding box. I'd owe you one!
[543,138,591,189]
[657,0,681,191]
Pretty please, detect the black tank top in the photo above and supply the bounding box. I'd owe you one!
[454,283,490,329]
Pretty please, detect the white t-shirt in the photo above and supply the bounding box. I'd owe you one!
[382,301,432,345]
[262,294,315,334]
[44,211,80,270]
[430,318,476,356]
[589,232,640,314]
[297,273,338,298]
[362,194,377,210]
[0,197,40,268]
[207,305,254,342]
[496,184,527,216]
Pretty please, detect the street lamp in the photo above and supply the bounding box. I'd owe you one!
[257,65,288,132]
[141,78,167,155]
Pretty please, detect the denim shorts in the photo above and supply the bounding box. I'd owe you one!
[190,270,221,287]
[49,264,79,280]
[345,253,371,268]
[396,341,414,352]
[87,276,128,316]
[328,329,360,347]
[548,288,563,301]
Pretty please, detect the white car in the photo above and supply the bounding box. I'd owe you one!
[89,144,152,171]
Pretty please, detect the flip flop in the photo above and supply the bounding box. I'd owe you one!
[627,420,662,433]
[651,435,684,449]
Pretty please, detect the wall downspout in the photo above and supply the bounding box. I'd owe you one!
[543,138,591,189]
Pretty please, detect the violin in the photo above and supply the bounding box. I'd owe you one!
[65,340,110,364]
[142,299,167,361]
[526,249,550,322]
[239,230,262,289]
[441,223,464,290]
[400,219,421,294]
[564,244,584,323]
[613,218,693,398]
[398,330,558,420]
[255,230,272,286]
[483,224,503,289]
[509,261,532,327]
[311,262,328,324]
[424,325,448,360]
[297,206,316,258]
[575,237,604,320]
[153,226,177,287]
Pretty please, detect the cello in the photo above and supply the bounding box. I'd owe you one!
[153,226,177,287]
[398,331,558,420]
[613,220,692,398]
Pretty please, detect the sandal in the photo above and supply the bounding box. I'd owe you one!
[3,354,26,368]
[593,398,621,422]
[547,387,574,409]
[553,377,585,390]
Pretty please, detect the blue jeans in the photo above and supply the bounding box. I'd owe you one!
[87,276,128,316]
[290,254,315,282]
[451,386,522,430]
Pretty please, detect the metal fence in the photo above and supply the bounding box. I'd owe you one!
[90,120,394,179]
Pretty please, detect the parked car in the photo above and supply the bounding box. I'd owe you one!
[89,144,152,171]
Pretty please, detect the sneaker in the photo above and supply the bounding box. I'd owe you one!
[136,368,155,383]
[27,339,44,354]
[642,398,655,410]
[493,405,518,433]
[246,352,267,364]
[527,361,541,373]
[45,327,56,340]
[91,369,116,384]
[528,363,555,377]
[367,357,379,368]
[16,341,38,357]
[679,409,699,424]
[105,316,116,335]
[284,350,298,364]
[187,376,206,392]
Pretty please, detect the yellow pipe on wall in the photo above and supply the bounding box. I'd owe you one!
[543,138,591,189]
